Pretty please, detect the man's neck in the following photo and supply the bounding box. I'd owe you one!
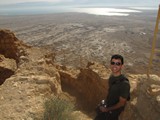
[112,73,122,77]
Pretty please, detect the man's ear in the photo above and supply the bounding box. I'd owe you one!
[121,64,124,69]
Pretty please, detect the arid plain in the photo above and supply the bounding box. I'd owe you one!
[0,10,159,75]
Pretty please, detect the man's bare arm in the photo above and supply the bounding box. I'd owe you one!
[100,96,127,112]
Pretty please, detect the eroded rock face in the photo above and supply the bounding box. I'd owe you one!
[60,68,107,111]
[0,29,27,85]
[0,29,63,119]
[0,29,27,63]
[0,46,63,120]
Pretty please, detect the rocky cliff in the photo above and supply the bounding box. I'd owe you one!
[0,29,160,120]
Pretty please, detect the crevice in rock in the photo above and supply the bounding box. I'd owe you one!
[59,68,107,113]
[0,67,14,85]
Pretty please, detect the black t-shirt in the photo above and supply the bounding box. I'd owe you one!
[106,74,130,107]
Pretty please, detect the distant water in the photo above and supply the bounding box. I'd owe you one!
[71,7,141,16]
[0,6,158,16]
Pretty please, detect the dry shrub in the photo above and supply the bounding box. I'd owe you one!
[43,97,75,120]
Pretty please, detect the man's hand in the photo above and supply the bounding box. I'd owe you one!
[99,106,109,112]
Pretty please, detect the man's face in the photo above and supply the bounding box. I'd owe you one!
[110,58,123,75]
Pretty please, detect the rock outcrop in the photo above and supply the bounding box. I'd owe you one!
[0,29,62,119]
[0,29,27,63]
[0,29,28,85]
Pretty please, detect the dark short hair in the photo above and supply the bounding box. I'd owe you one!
[111,54,124,64]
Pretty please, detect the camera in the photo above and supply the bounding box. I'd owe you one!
[101,100,107,107]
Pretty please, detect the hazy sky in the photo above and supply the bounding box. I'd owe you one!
[0,0,159,6]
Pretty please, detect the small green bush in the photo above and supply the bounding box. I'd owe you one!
[43,97,75,120]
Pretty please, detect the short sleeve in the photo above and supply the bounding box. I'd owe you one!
[120,81,130,100]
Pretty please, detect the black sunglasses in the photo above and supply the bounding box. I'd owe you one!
[111,62,122,66]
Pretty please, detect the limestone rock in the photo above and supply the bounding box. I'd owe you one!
[0,29,28,63]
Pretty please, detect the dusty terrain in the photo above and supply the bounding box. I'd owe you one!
[0,10,159,75]
[0,10,160,120]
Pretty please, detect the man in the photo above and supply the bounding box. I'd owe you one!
[95,54,130,120]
